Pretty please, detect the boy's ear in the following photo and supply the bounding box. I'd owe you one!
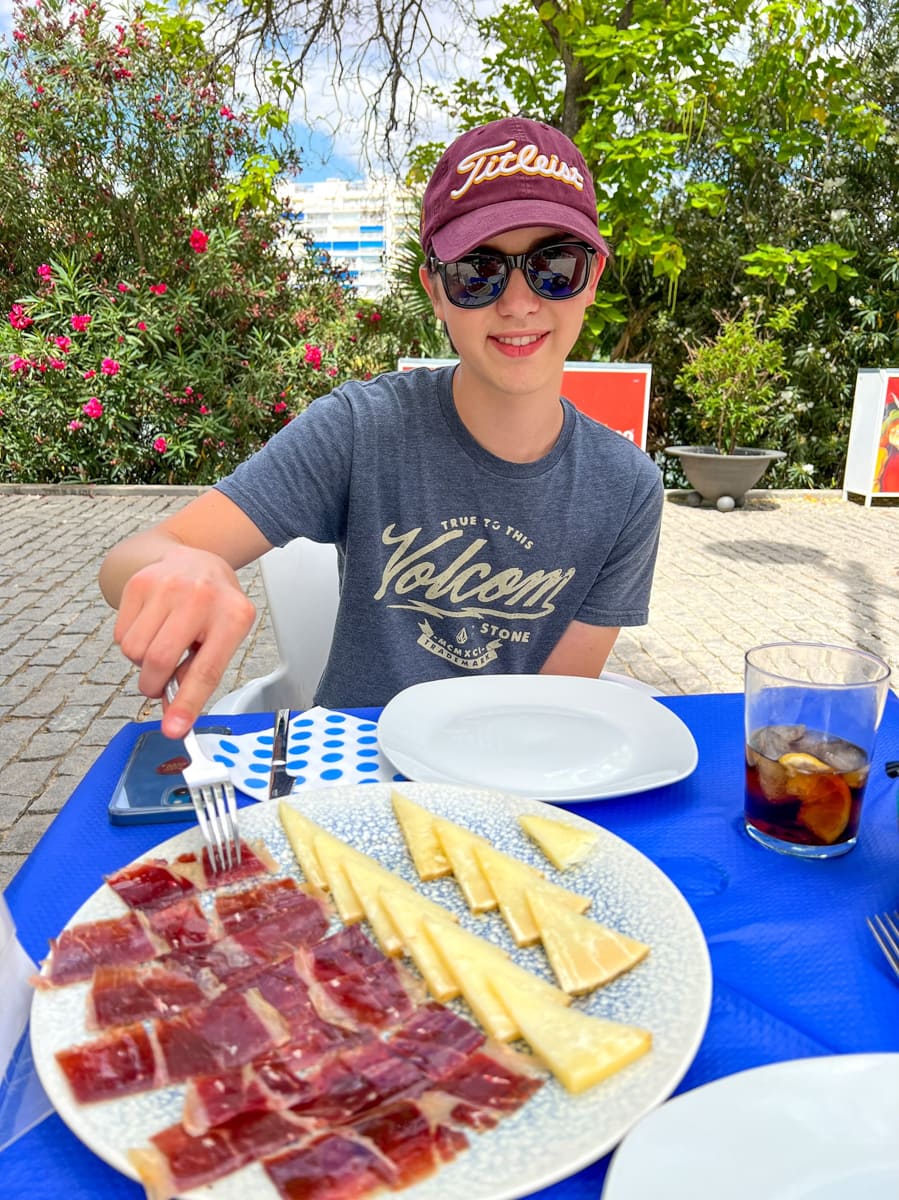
[584,253,606,303]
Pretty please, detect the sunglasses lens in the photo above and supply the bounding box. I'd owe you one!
[444,253,508,308]
[525,244,591,298]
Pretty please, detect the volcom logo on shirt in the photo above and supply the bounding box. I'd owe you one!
[373,524,575,620]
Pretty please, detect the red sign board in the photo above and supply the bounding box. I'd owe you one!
[397,359,652,450]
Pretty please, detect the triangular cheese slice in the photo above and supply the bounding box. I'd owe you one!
[312,834,365,923]
[337,855,406,956]
[473,842,590,947]
[378,887,459,1001]
[422,918,567,1041]
[391,789,452,880]
[487,974,651,1093]
[525,889,649,994]
[279,801,328,890]
[518,812,598,870]
[432,817,496,911]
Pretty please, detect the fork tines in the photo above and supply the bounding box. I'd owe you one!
[867,910,899,980]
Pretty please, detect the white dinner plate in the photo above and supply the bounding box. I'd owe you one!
[602,1053,899,1200]
[30,782,711,1200]
[378,676,699,801]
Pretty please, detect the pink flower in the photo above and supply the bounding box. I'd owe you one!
[48,358,66,370]
[67,419,84,431]
[273,400,287,413]
[82,397,103,418]
[327,367,338,377]
[304,344,322,369]
[100,357,120,376]
[9,355,30,373]
[37,264,52,280]
[198,404,209,414]
[137,321,147,331]
[8,304,32,330]
[148,282,167,295]
[83,368,97,380]
[70,313,92,331]
[189,228,209,253]
[153,436,167,453]
[117,282,129,292]
[54,335,72,353]
[219,105,235,120]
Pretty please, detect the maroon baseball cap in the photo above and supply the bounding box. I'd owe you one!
[421,116,609,260]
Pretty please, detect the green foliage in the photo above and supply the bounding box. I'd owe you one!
[673,304,799,454]
[0,0,425,484]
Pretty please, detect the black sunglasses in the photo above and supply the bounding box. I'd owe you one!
[427,241,598,309]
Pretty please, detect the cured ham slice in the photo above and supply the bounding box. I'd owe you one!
[440,1044,545,1115]
[155,988,288,1081]
[386,1002,486,1080]
[183,1020,362,1135]
[264,1130,397,1200]
[130,1109,315,1200]
[303,924,386,982]
[56,1023,160,1102]
[145,897,216,950]
[105,842,276,913]
[37,911,162,988]
[352,1098,467,1188]
[58,988,288,1102]
[216,879,330,958]
[87,961,211,1029]
[105,858,199,911]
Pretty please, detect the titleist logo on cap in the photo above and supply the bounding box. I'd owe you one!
[450,139,586,201]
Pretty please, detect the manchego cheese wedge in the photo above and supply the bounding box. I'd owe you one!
[518,812,598,870]
[422,918,568,1042]
[378,886,459,1002]
[391,789,452,880]
[524,888,650,994]
[334,853,405,955]
[432,817,496,912]
[472,841,590,947]
[279,800,329,890]
[487,974,652,1093]
[312,834,366,924]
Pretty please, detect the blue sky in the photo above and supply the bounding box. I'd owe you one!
[291,124,363,183]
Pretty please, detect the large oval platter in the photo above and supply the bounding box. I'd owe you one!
[31,782,712,1200]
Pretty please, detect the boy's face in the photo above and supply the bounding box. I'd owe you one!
[419,225,604,404]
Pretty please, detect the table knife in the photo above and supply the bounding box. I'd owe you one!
[268,708,293,798]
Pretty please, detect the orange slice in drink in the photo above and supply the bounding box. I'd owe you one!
[786,773,852,843]
[778,752,831,773]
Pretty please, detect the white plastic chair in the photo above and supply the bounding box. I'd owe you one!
[211,538,663,714]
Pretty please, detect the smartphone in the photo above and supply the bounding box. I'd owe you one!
[108,727,232,825]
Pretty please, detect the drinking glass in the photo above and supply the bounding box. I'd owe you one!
[744,641,890,858]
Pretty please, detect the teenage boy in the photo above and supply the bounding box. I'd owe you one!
[99,116,663,740]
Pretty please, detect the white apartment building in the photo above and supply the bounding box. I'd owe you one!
[279,177,414,299]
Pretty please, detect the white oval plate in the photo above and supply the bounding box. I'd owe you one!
[603,1053,899,1200]
[378,676,699,801]
[31,782,711,1200]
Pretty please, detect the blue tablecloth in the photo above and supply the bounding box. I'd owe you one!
[4,692,899,1199]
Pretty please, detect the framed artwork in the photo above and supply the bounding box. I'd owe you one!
[842,369,899,504]
[397,358,652,451]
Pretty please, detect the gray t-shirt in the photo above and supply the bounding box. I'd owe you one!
[216,365,663,707]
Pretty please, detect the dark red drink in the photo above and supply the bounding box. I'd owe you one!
[744,724,869,848]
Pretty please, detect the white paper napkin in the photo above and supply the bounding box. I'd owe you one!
[0,897,53,1151]
[198,708,403,801]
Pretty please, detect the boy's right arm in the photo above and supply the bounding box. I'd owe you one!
[99,489,274,738]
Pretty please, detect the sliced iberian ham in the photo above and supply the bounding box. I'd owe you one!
[87,961,213,1029]
[385,1002,486,1079]
[105,840,277,911]
[263,1129,399,1200]
[57,987,289,1102]
[215,877,331,958]
[35,911,163,988]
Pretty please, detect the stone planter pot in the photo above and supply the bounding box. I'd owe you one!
[664,446,786,511]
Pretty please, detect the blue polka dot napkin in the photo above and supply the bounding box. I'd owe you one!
[197,708,402,801]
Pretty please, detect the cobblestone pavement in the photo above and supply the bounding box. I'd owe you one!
[2,485,898,889]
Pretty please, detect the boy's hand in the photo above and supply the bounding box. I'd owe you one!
[114,546,256,738]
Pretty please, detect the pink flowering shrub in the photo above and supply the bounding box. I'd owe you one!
[0,0,432,484]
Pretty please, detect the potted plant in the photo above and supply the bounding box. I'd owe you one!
[664,303,796,510]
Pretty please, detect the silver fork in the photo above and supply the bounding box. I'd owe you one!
[866,910,899,981]
[165,680,241,872]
